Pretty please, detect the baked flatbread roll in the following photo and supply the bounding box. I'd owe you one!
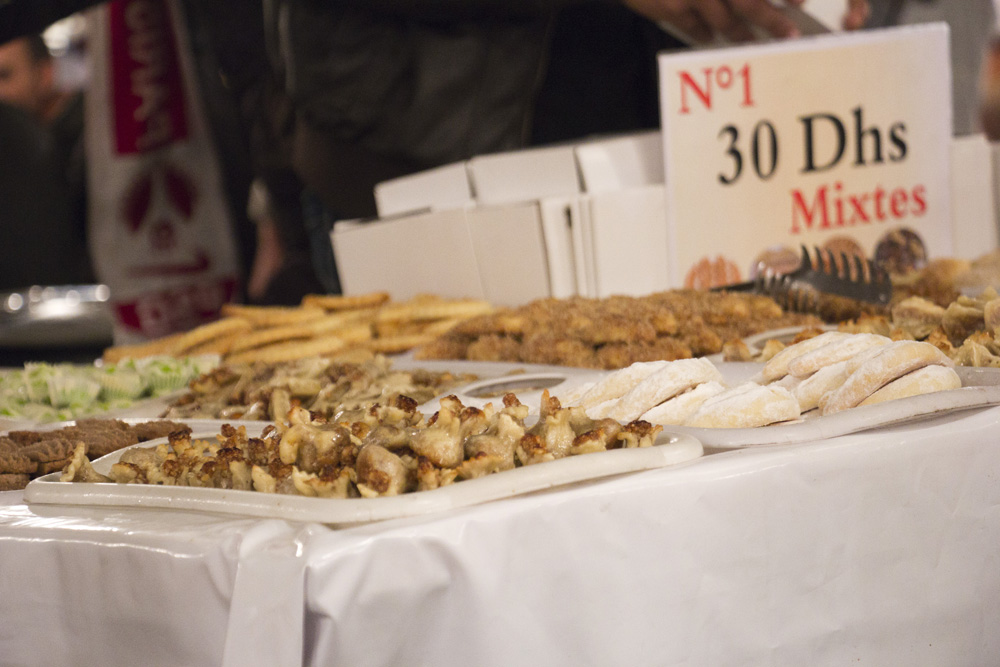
[773,373,803,392]
[608,358,723,422]
[858,365,961,407]
[639,380,725,425]
[786,333,892,378]
[584,398,619,420]
[819,340,954,415]
[792,344,890,412]
[558,381,595,407]
[761,331,850,382]
[685,382,800,428]
[574,361,668,409]
[793,360,849,412]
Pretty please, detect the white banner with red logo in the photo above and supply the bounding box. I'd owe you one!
[85,0,241,343]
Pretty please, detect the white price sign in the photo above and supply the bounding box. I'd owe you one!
[658,24,952,288]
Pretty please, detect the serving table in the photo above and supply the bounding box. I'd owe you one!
[2,406,999,667]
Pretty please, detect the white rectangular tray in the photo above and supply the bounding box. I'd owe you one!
[114,358,602,423]
[667,364,1000,449]
[391,357,601,414]
[24,421,703,527]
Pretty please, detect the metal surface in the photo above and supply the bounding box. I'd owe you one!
[0,285,114,348]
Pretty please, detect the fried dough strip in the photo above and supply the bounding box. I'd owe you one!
[375,299,493,323]
[166,317,253,356]
[224,335,348,364]
[101,330,190,363]
[219,304,326,326]
[222,312,375,355]
[300,291,390,311]
[363,333,437,354]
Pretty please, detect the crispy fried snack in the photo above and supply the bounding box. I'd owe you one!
[102,330,190,364]
[300,291,390,311]
[101,295,497,365]
[416,290,820,370]
[220,304,327,327]
[0,420,186,491]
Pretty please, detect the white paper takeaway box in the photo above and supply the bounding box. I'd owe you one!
[537,196,581,299]
[466,203,553,306]
[584,185,671,298]
[992,143,1000,248]
[330,209,485,301]
[575,130,664,194]
[373,161,474,218]
[467,144,581,206]
[572,132,671,297]
[951,135,998,259]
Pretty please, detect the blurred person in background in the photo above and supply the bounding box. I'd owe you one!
[271,0,869,294]
[1,0,868,298]
[0,34,76,126]
[0,33,94,289]
[866,0,998,137]
[0,2,324,306]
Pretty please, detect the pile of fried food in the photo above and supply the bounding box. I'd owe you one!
[160,355,477,422]
[890,251,1000,308]
[0,419,185,491]
[416,291,819,370]
[61,393,662,498]
[101,292,493,366]
[565,333,959,429]
[725,287,1000,368]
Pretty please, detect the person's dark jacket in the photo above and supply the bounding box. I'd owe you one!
[273,0,679,218]
[0,103,93,289]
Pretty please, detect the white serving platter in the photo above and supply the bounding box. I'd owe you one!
[104,358,603,423]
[391,357,601,414]
[667,365,1000,449]
[740,324,839,351]
[24,421,703,527]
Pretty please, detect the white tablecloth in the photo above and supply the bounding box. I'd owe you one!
[2,406,999,667]
[0,502,310,667]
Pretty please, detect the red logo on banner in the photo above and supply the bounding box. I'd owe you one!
[119,161,210,277]
[109,0,189,154]
[115,277,239,338]
[122,162,197,232]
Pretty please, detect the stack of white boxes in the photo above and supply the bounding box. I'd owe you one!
[331,130,1000,304]
[953,135,1000,258]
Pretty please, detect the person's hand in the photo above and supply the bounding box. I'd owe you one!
[622,0,870,43]
[840,0,869,31]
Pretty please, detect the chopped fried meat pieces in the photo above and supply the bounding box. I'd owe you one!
[63,391,664,499]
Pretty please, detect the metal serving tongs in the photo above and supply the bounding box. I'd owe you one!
[715,245,893,312]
